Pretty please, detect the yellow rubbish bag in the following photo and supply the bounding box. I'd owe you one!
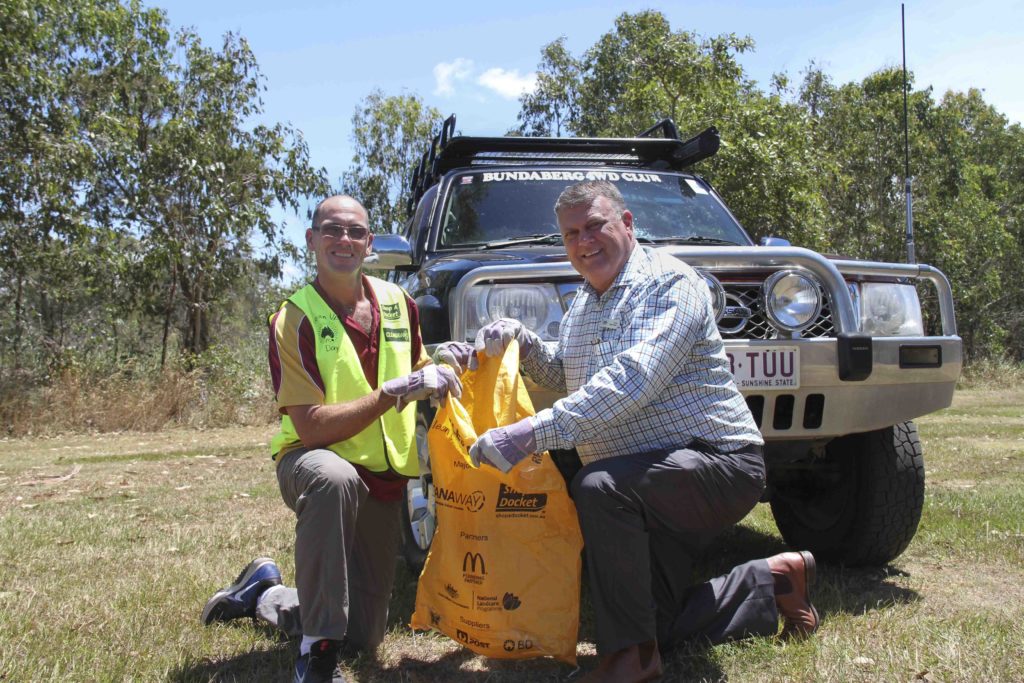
[410,342,583,665]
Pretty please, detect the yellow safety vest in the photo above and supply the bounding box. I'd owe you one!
[269,277,417,477]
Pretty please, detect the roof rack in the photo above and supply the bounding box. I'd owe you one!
[405,115,720,216]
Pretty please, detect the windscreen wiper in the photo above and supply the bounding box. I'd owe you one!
[480,233,563,249]
[645,235,739,246]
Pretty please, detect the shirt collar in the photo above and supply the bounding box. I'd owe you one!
[579,244,651,299]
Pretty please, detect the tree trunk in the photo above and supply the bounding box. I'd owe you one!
[12,275,24,371]
[160,265,178,370]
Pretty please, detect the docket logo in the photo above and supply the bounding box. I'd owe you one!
[435,486,485,512]
[444,583,459,600]
[495,483,547,512]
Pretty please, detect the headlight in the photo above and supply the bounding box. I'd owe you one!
[462,284,564,342]
[763,270,822,333]
[859,282,924,336]
[697,270,725,322]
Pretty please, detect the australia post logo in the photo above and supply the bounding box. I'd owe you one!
[435,487,485,512]
[495,483,547,515]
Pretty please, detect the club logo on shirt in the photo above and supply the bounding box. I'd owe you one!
[383,327,410,342]
[381,302,401,320]
[320,326,335,340]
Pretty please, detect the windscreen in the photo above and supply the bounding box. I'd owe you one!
[438,169,751,247]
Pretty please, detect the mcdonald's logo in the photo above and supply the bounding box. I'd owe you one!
[462,551,486,575]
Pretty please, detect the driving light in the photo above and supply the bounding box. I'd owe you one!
[698,269,726,322]
[859,283,924,336]
[763,270,822,333]
[462,284,564,342]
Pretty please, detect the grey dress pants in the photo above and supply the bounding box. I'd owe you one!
[255,448,403,649]
[571,444,778,655]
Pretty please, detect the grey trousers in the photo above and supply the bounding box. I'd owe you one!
[255,448,403,649]
[571,445,778,655]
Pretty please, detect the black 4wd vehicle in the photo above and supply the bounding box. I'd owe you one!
[369,115,962,571]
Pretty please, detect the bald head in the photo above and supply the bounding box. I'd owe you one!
[312,195,368,229]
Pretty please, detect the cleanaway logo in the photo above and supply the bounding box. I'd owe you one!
[434,487,485,512]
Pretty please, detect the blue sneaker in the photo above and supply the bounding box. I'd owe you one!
[201,557,282,625]
[294,639,346,683]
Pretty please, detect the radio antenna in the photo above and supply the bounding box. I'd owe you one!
[902,3,916,263]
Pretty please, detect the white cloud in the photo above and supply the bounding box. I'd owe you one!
[433,58,474,97]
[476,68,537,100]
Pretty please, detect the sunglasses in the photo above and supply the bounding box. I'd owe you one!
[314,225,370,240]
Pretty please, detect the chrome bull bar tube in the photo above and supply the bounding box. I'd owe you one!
[449,246,958,340]
[828,259,958,336]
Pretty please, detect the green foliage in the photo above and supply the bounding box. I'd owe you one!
[341,90,442,234]
[517,10,1024,361]
[516,11,829,250]
[0,0,328,386]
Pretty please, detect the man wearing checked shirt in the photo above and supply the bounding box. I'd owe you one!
[436,180,821,682]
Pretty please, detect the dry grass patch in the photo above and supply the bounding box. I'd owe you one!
[1,384,1023,681]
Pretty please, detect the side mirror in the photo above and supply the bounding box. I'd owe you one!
[759,236,791,247]
[365,234,414,271]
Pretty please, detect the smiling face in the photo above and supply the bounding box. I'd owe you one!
[306,196,373,278]
[557,195,636,295]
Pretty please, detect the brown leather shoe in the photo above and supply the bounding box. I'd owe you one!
[580,641,663,682]
[766,550,820,637]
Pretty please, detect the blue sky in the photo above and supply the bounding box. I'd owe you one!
[157,0,1023,254]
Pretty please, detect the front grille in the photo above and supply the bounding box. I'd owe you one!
[718,281,835,340]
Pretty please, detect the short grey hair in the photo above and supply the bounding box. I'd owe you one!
[554,180,626,215]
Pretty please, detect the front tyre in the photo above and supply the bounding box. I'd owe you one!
[401,406,435,574]
[769,421,925,566]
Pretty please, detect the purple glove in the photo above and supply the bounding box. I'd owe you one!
[382,365,463,412]
[433,341,478,374]
[474,318,538,359]
[468,417,537,473]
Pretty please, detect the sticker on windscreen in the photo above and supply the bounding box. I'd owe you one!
[478,170,663,183]
[685,178,709,195]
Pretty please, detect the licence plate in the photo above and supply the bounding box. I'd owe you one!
[726,346,800,390]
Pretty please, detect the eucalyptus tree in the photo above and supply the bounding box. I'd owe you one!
[515,10,828,248]
[341,90,442,234]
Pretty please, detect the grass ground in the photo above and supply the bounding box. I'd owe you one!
[1,385,1022,682]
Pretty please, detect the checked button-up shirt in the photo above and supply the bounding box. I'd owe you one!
[525,246,763,465]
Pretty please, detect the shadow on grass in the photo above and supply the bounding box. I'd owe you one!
[168,638,293,682]
[699,524,922,623]
[175,524,920,682]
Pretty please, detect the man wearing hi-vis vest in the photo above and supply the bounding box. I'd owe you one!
[200,195,462,683]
